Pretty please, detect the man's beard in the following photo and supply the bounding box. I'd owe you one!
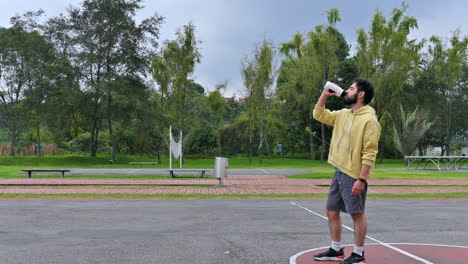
[343,93,357,105]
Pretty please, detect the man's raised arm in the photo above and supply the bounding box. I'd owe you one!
[313,89,339,127]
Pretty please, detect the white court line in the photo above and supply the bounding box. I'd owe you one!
[389,242,468,248]
[290,202,434,264]
[290,244,367,264]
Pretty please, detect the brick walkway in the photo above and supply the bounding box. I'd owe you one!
[0,176,467,195]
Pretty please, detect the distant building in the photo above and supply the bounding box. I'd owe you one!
[208,92,246,105]
[462,147,468,156]
[426,146,442,155]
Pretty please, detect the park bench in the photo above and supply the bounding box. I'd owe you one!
[21,169,71,178]
[129,162,158,168]
[165,169,211,178]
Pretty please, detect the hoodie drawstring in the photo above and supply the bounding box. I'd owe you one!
[347,122,353,153]
[336,112,355,153]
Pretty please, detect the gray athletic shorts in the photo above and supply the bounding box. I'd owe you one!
[326,170,368,214]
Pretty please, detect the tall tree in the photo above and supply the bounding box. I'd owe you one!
[207,82,228,156]
[151,23,201,157]
[355,3,422,161]
[0,12,59,156]
[241,58,256,164]
[426,33,468,155]
[451,59,468,143]
[279,8,346,161]
[39,13,80,150]
[65,0,164,159]
[241,41,277,164]
[404,65,446,154]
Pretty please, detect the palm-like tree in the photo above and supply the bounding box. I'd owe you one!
[389,104,434,157]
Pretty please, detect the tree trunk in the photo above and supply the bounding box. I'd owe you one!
[320,124,326,163]
[90,128,95,156]
[107,96,117,163]
[36,123,41,157]
[291,141,295,159]
[91,124,99,157]
[379,118,387,164]
[445,99,452,156]
[10,127,16,157]
[180,83,187,165]
[217,131,221,156]
[264,136,271,159]
[258,117,264,164]
[95,129,99,156]
[394,143,399,158]
[109,123,117,163]
[90,118,98,157]
[248,116,252,164]
[308,122,315,161]
[179,130,183,168]
[379,140,385,164]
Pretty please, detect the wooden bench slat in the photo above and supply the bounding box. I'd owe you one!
[21,170,71,172]
[165,169,209,171]
[129,162,158,168]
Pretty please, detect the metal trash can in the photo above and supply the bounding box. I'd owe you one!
[214,157,228,186]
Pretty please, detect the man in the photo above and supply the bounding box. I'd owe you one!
[312,78,381,264]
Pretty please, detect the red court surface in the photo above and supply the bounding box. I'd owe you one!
[291,243,468,264]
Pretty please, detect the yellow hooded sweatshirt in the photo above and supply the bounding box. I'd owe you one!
[313,104,381,179]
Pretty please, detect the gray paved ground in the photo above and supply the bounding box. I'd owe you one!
[0,199,466,264]
[18,168,314,176]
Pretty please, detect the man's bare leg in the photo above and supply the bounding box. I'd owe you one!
[351,213,367,247]
[326,209,342,242]
[312,209,345,260]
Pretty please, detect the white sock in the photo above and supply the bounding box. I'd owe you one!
[353,245,364,256]
[331,241,342,251]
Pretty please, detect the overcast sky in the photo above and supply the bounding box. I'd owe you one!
[0,0,467,97]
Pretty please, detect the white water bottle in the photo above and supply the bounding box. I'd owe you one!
[324,81,346,97]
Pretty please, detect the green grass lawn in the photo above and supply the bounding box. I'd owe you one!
[1,154,467,180]
[0,154,407,168]
[286,167,468,179]
[0,154,339,169]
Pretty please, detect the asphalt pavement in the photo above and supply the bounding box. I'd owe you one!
[0,199,466,264]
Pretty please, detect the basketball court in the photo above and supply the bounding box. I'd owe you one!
[289,201,468,264]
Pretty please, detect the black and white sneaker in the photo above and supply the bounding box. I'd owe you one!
[340,252,366,264]
[313,247,345,261]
